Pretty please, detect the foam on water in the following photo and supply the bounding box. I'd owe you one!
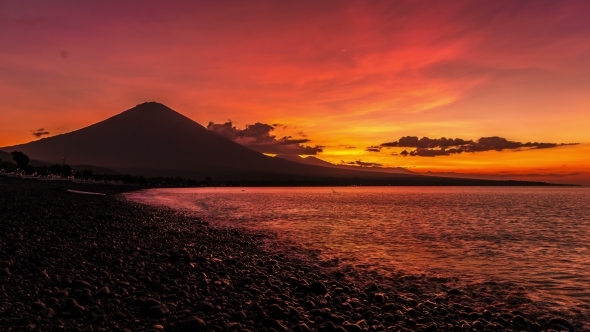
[126,186,590,319]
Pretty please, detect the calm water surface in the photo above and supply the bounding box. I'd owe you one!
[126,187,590,312]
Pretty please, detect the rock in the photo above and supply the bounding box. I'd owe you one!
[234,310,247,321]
[322,321,337,332]
[31,301,46,310]
[0,268,10,277]
[424,323,438,332]
[92,314,107,324]
[548,318,574,331]
[342,323,362,332]
[96,286,111,297]
[241,277,254,284]
[147,304,169,318]
[297,323,313,332]
[142,298,162,309]
[182,316,207,331]
[366,283,379,292]
[198,301,214,312]
[261,318,288,331]
[512,315,528,326]
[64,298,79,310]
[72,279,92,289]
[309,281,328,294]
[225,322,242,330]
[55,290,69,298]
[44,308,55,318]
[447,289,463,296]
[373,293,385,304]
[471,320,484,330]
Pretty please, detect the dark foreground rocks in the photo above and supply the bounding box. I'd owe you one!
[0,178,587,331]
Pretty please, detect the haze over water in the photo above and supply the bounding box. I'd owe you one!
[126,186,590,315]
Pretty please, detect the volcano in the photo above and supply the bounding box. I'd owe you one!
[0,102,423,181]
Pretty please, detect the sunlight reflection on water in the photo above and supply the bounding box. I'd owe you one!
[126,186,590,312]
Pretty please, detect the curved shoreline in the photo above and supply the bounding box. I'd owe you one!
[0,178,587,331]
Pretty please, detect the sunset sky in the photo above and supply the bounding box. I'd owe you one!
[1,1,589,184]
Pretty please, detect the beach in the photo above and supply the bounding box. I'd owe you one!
[0,177,585,331]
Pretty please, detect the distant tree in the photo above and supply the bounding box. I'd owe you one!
[49,164,62,175]
[11,151,29,169]
[82,169,94,180]
[61,165,73,177]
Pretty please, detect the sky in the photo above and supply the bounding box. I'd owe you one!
[1,0,590,185]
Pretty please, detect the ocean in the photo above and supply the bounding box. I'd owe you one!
[125,186,590,318]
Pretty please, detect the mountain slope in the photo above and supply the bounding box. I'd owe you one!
[275,155,415,175]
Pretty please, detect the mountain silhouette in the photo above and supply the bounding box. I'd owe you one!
[0,102,424,181]
[275,154,415,175]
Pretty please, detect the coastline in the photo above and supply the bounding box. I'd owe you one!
[0,178,586,331]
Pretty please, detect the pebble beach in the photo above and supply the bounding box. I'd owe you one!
[0,177,586,331]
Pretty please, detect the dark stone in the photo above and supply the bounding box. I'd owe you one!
[55,290,69,298]
[96,286,110,297]
[261,318,288,331]
[44,308,55,318]
[548,318,574,331]
[142,298,162,309]
[310,281,328,295]
[293,323,311,332]
[182,316,207,331]
[447,289,463,296]
[225,322,242,330]
[424,323,438,332]
[72,280,92,289]
[64,298,79,310]
[373,293,385,304]
[322,321,337,332]
[234,310,247,321]
[147,304,169,318]
[31,301,46,311]
[198,301,214,312]
[92,314,107,324]
[512,315,528,326]
[471,320,484,330]
[342,323,362,332]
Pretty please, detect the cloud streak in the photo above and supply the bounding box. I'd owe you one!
[31,128,50,138]
[379,136,578,157]
[207,121,323,155]
[340,160,383,167]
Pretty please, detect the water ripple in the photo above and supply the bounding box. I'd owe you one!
[126,186,590,315]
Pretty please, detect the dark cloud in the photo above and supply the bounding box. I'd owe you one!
[381,136,578,157]
[365,146,382,152]
[31,128,50,138]
[339,144,356,149]
[207,121,323,155]
[381,136,473,148]
[341,160,383,167]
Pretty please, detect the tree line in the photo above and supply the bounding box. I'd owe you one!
[0,151,208,186]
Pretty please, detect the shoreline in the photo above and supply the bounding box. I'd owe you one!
[0,177,587,331]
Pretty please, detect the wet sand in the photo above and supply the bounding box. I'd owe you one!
[0,177,586,331]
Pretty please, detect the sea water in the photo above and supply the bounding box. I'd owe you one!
[125,186,590,317]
